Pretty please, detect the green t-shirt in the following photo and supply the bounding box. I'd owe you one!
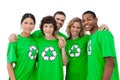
[31,30,67,41]
[31,30,43,42]
[65,35,90,80]
[7,35,38,80]
[58,31,68,39]
[87,30,119,80]
[36,36,63,80]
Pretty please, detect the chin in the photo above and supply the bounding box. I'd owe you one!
[85,28,91,31]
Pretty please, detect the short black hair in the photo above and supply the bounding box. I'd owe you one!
[82,10,96,18]
[21,13,35,24]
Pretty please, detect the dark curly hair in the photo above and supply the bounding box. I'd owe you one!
[39,16,57,35]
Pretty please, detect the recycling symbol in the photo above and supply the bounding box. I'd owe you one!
[42,47,57,61]
[28,46,38,59]
[87,40,92,55]
[69,44,81,57]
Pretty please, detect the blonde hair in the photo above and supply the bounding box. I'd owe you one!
[66,17,86,39]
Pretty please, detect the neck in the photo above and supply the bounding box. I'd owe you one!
[45,35,55,40]
[72,36,79,40]
[90,26,98,34]
[21,32,30,38]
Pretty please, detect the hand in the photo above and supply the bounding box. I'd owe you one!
[8,33,18,42]
[98,24,110,31]
[58,37,66,48]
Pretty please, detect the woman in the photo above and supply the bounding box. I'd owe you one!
[36,16,67,80]
[7,13,38,80]
[65,17,90,80]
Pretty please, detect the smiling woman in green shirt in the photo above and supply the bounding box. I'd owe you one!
[7,13,38,80]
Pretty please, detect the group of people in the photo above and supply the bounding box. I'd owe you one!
[7,11,119,80]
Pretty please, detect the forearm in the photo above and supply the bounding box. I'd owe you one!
[61,47,68,66]
[102,57,115,80]
[7,63,16,80]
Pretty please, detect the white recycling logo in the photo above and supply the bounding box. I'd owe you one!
[87,40,92,55]
[42,47,57,61]
[69,44,81,57]
[28,46,38,59]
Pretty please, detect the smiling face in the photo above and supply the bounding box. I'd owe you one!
[43,23,54,37]
[82,13,98,34]
[21,17,35,35]
[70,22,81,39]
[54,14,66,29]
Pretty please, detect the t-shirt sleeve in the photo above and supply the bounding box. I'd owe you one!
[98,30,116,57]
[31,30,43,42]
[58,32,68,39]
[7,42,17,63]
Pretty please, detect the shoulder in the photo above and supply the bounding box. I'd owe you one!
[32,29,42,34]
[97,30,113,37]
[79,34,90,41]
[96,30,114,41]
[58,31,68,39]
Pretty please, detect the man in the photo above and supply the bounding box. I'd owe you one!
[9,11,67,42]
[82,10,119,80]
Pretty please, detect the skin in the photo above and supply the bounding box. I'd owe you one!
[70,22,81,39]
[21,18,35,37]
[9,13,66,43]
[82,14,98,34]
[42,23,68,65]
[54,14,66,30]
[82,13,115,80]
[7,17,35,80]
[43,23,55,40]
[54,13,66,48]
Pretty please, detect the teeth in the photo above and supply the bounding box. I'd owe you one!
[85,25,89,28]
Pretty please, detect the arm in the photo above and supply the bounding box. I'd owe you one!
[8,33,18,42]
[55,34,66,48]
[7,63,16,80]
[61,47,68,66]
[55,34,68,65]
[102,57,115,80]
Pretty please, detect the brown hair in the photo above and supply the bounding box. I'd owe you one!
[39,16,57,35]
[66,17,86,39]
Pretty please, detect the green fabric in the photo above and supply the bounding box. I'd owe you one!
[87,30,119,80]
[58,31,68,39]
[7,35,38,80]
[32,30,67,41]
[65,35,90,80]
[36,36,63,80]
[31,30,43,42]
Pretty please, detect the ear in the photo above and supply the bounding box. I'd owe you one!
[95,17,98,22]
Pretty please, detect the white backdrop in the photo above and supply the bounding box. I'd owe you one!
[0,0,120,79]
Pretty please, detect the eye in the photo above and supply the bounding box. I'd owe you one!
[77,26,80,29]
[50,25,54,28]
[30,22,34,25]
[71,26,75,28]
[82,20,85,23]
[61,19,64,22]
[88,18,91,21]
[24,22,28,24]
[43,24,47,28]
[56,18,60,20]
